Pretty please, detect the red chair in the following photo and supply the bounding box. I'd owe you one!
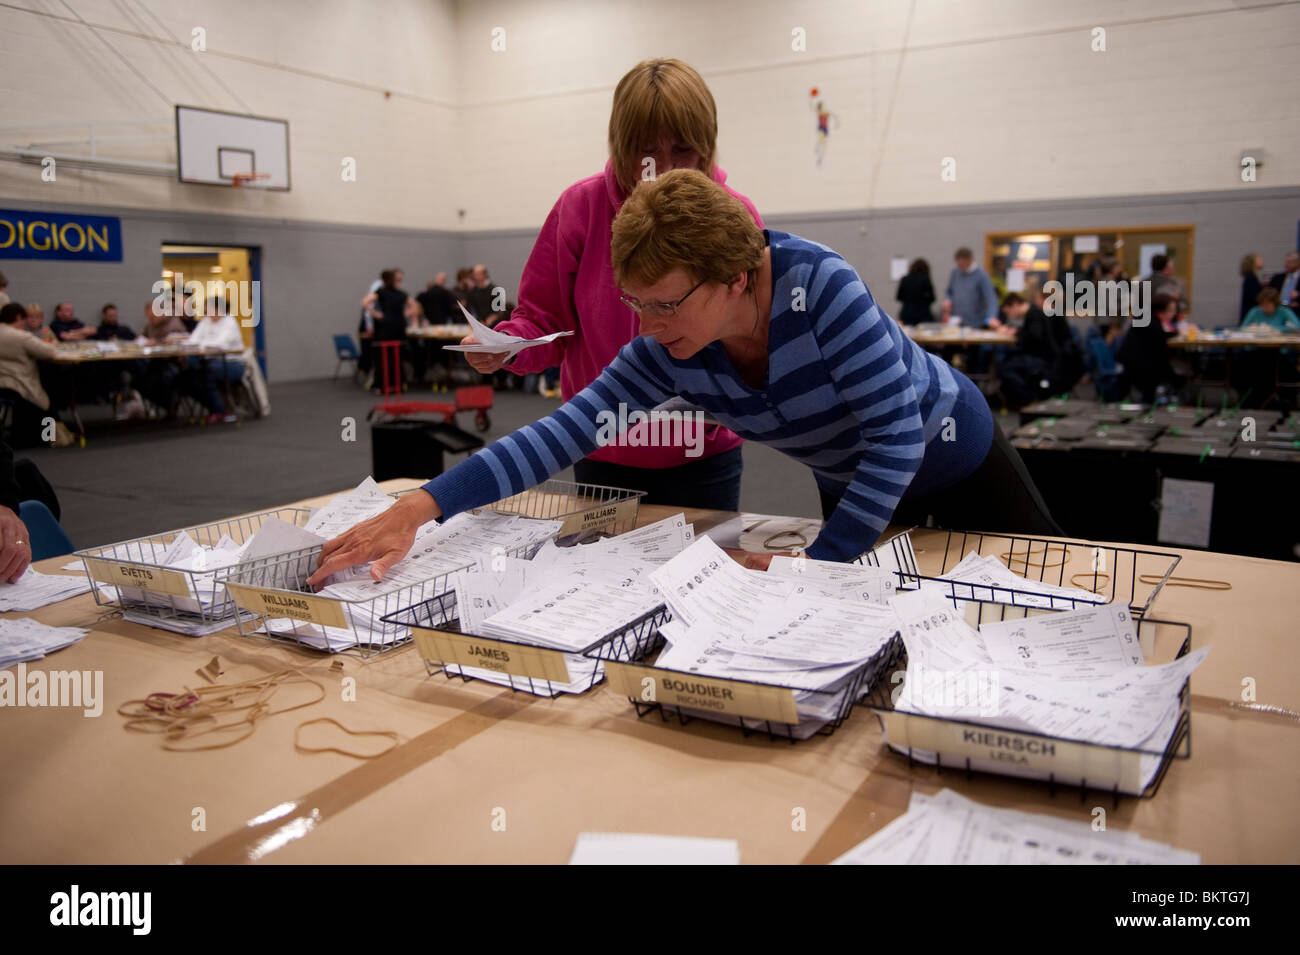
[368,342,494,432]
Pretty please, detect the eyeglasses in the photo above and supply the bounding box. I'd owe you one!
[619,278,706,318]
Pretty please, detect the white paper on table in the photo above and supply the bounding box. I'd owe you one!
[767,555,898,604]
[241,518,327,562]
[0,568,96,612]
[569,832,739,865]
[441,301,573,356]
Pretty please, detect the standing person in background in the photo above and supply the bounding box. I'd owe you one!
[1148,254,1188,316]
[1269,251,1299,313]
[456,57,762,510]
[417,273,457,325]
[942,248,998,328]
[1240,253,1265,323]
[361,269,410,393]
[895,258,935,326]
[357,275,382,386]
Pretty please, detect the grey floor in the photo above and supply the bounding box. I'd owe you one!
[24,378,823,549]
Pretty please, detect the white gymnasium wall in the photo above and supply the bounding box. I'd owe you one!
[0,0,461,229]
[454,0,1300,228]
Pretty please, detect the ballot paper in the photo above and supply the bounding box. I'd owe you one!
[767,554,899,604]
[0,617,89,668]
[302,477,394,540]
[441,302,573,357]
[832,788,1200,865]
[0,568,98,612]
[885,593,1210,793]
[935,552,1104,608]
[569,832,740,865]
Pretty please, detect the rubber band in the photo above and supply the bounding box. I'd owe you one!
[1138,573,1232,591]
[1000,544,1072,570]
[763,531,809,550]
[117,669,326,752]
[294,718,401,760]
[1070,572,1110,594]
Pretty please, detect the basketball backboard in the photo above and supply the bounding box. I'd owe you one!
[175,105,290,190]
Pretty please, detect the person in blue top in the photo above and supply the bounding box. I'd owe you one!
[942,248,998,328]
[1241,287,1300,332]
[309,171,1060,583]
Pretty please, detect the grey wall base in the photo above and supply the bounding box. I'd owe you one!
[3,186,1296,383]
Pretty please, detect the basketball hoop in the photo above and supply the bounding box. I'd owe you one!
[230,171,270,188]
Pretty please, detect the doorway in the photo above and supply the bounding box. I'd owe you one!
[160,243,266,377]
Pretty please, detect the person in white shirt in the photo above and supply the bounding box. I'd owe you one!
[185,302,246,423]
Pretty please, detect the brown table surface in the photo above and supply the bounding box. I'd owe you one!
[2,481,1296,864]
[906,329,1017,347]
[1169,332,1300,349]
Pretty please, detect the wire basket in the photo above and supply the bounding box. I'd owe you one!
[860,597,1193,802]
[381,596,667,698]
[598,609,904,742]
[74,507,314,632]
[480,479,645,544]
[861,530,1180,617]
[223,481,645,657]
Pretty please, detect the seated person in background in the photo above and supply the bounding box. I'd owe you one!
[185,303,246,424]
[94,303,136,341]
[1118,292,1181,404]
[1085,320,1128,402]
[24,303,55,343]
[142,301,188,342]
[0,271,8,310]
[49,303,96,342]
[997,291,1029,331]
[1241,287,1300,332]
[0,303,62,448]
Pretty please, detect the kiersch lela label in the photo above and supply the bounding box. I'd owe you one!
[605,662,800,724]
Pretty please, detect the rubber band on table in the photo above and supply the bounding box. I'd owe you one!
[1138,573,1232,591]
[294,718,401,760]
[1070,571,1110,594]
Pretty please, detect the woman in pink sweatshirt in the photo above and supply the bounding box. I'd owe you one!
[463,58,762,510]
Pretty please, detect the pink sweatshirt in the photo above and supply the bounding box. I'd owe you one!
[492,160,762,468]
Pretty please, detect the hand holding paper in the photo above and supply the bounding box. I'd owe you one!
[442,302,573,361]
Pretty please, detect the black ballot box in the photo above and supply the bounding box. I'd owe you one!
[370,418,484,482]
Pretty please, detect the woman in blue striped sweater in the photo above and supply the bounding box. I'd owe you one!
[309,170,1058,582]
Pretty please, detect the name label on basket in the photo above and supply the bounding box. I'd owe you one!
[558,497,639,537]
[411,627,572,683]
[225,583,348,629]
[883,710,1144,791]
[605,663,800,724]
[83,558,191,597]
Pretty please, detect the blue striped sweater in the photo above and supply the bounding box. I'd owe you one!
[424,230,993,561]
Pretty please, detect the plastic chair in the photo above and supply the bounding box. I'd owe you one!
[18,500,73,560]
[333,334,360,381]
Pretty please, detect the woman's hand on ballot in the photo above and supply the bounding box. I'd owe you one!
[305,490,442,590]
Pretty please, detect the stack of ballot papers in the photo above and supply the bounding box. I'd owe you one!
[301,476,395,539]
[0,568,102,612]
[931,552,1103,608]
[438,514,695,693]
[569,832,740,865]
[96,517,326,636]
[886,590,1209,794]
[0,618,89,667]
[260,509,565,652]
[641,537,903,738]
[833,788,1200,864]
